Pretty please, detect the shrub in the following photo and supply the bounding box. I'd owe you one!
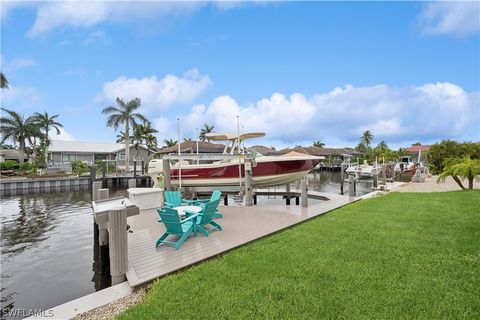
[71,160,89,176]
[18,162,34,173]
[0,160,20,170]
[95,160,116,174]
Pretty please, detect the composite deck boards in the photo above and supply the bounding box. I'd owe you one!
[125,190,354,288]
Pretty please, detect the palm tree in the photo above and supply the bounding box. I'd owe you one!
[313,140,325,148]
[132,121,158,159]
[183,138,193,142]
[360,130,374,149]
[163,138,177,148]
[0,72,8,89]
[116,131,130,144]
[199,124,215,142]
[0,108,35,163]
[144,134,158,157]
[131,124,144,159]
[374,140,389,157]
[26,124,45,165]
[437,157,480,190]
[102,97,147,172]
[32,112,63,165]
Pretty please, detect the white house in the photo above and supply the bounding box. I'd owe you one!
[48,140,156,169]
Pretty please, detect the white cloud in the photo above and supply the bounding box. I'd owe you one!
[26,1,206,37]
[152,116,171,144]
[50,127,76,141]
[100,68,212,112]
[174,82,479,145]
[16,1,272,37]
[417,1,480,38]
[0,85,42,111]
[1,55,37,72]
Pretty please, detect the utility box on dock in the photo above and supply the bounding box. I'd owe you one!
[128,188,163,210]
[92,197,139,285]
[92,197,140,225]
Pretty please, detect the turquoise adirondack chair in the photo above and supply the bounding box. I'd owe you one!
[155,207,200,250]
[186,199,222,237]
[184,190,223,218]
[163,191,186,208]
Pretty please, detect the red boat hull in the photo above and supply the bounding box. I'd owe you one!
[168,158,321,187]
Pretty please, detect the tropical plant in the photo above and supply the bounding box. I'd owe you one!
[427,140,463,174]
[71,160,89,176]
[0,72,8,89]
[102,97,147,172]
[355,142,367,154]
[0,160,20,170]
[199,124,215,142]
[26,124,45,166]
[163,138,178,148]
[0,108,36,163]
[32,111,63,165]
[116,131,130,144]
[361,130,374,149]
[131,121,158,158]
[437,157,480,190]
[313,140,325,148]
[144,133,158,156]
[396,147,408,157]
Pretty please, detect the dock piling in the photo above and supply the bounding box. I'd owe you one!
[301,179,308,207]
[128,179,136,189]
[348,175,355,200]
[108,208,128,285]
[92,181,102,242]
[340,164,346,195]
[381,164,387,190]
[163,159,171,191]
[97,188,110,274]
[244,158,253,206]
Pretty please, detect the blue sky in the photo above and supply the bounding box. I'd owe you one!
[1,1,479,149]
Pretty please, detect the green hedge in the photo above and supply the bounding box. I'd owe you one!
[0,160,20,170]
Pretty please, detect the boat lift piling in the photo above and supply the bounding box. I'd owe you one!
[348,175,356,200]
[340,163,346,195]
[244,157,253,206]
[97,188,110,274]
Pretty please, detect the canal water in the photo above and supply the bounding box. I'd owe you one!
[0,171,371,319]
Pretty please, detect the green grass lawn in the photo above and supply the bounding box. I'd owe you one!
[118,191,480,319]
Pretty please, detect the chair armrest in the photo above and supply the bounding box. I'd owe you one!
[164,201,175,207]
[195,198,210,203]
[181,199,196,204]
[181,212,201,223]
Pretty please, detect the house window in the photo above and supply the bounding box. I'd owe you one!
[118,152,126,160]
[62,153,76,162]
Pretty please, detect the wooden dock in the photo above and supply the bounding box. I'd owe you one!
[125,190,352,288]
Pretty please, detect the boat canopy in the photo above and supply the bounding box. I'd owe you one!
[205,132,265,142]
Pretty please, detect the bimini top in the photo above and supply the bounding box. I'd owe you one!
[205,132,265,142]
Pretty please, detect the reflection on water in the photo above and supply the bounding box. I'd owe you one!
[0,172,371,319]
[0,188,125,319]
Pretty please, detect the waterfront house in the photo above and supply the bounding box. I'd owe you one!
[0,149,28,163]
[247,145,281,156]
[406,145,431,162]
[279,147,361,166]
[48,140,156,170]
[157,141,225,155]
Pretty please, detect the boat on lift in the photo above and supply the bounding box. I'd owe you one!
[345,160,382,179]
[148,132,324,188]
